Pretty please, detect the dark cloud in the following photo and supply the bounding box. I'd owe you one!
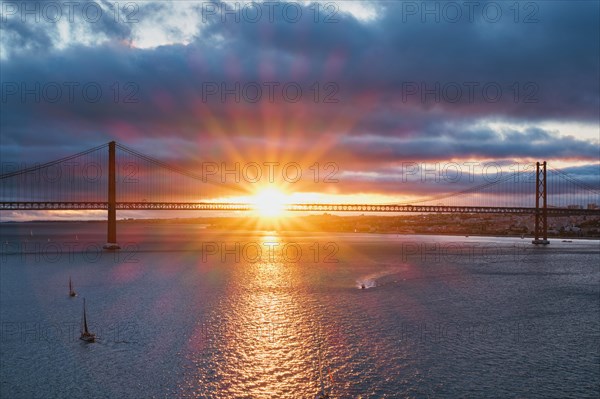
[338,126,598,161]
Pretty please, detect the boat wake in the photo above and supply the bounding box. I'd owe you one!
[356,266,404,290]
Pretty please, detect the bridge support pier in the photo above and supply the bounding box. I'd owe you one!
[532,161,550,245]
[103,141,120,250]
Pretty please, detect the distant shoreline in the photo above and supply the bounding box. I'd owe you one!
[2,218,599,240]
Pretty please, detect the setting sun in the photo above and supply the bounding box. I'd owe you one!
[252,188,289,217]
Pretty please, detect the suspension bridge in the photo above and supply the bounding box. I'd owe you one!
[1,141,599,248]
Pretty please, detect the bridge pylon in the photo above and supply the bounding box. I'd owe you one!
[532,161,550,245]
[103,141,120,250]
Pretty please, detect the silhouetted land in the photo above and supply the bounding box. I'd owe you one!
[5,214,599,238]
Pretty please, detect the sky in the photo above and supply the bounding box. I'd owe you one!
[1,0,599,219]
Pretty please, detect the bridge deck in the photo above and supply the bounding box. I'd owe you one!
[0,202,598,216]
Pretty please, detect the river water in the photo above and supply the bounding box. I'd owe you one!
[1,222,599,398]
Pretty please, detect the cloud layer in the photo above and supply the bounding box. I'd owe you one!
[1,0,598,199]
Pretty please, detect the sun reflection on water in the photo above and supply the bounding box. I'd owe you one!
[183,233,326,398]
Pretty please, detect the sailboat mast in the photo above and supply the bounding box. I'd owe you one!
[318,342,325,395]
[82,299,89,333]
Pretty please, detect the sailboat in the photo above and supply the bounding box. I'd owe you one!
[68,277,76,297]
[79,298,96,343]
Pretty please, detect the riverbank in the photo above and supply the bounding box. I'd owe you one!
[2,215,599,240]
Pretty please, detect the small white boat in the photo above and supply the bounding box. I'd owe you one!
[79,298,96,343]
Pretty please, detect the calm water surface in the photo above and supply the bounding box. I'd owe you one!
[1,222,599,398]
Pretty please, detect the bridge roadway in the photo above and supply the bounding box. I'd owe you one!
[1,202,598,216]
